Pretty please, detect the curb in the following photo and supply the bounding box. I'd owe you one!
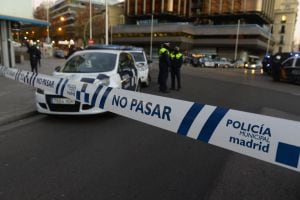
[0,110,38,127]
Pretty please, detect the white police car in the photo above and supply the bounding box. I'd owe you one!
[126,48,151,87]
[35,46,140,115]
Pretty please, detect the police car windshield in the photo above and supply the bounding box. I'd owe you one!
[130,52,145,62]
[63,52,117,73]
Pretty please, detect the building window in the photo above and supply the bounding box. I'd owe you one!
[280,35,284,44]
[280,25,285,34]
[279,46,282,53]
[281,15,287,23]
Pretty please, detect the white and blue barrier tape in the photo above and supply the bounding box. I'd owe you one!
[0,66,299,172]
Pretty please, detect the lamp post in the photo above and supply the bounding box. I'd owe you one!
[234,19,240,61]
[150,14,154,61]
[83,14,104,44]
[105,0,108,45]
[89,0,93,40]
[46,0,50,43]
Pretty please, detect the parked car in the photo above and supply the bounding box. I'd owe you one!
[183,55,192,64]
[214,58,233,68]
[126,48,151,87]
[191,56,201,67]
[244,60,262,69]
[198,57,215,68]
[233,60,245,68]
[244,55,262,69]
[35,46,140,115]
[54,49,65,58]
[278,55,300,83]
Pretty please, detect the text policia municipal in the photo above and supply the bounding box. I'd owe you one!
[226,119,272,153]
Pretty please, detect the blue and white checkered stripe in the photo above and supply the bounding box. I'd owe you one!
[1,65,299,172]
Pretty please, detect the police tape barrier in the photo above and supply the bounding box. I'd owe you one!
[0,66,300,172]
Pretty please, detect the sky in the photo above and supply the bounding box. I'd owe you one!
[33,0,300,44]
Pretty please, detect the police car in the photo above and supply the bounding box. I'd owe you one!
[126,48,151,87]
[35,46,140,115]
[279,55,300,83]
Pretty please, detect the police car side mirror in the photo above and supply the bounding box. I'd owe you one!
[54,66,61,72]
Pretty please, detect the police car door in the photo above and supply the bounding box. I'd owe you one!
[118,53,138,91]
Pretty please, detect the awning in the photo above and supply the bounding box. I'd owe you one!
[0,15,49,26]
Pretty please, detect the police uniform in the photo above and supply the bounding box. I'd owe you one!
[27,43,41,73]
[170,47,183,90]
[158,43,171,92]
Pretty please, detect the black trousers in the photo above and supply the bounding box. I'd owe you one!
[158,64,169,91]
[171,67,181,89]
[30,59,38,73]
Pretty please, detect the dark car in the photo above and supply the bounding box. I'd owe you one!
[271,52,300,81]
[279,56,300,83]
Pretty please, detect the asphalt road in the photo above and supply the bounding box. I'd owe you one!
[0,65,300,200]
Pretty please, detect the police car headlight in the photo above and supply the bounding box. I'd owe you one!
[245,64,249,67]
[36,88,44,94]
[136,63,147,71]
[138,66,147,71]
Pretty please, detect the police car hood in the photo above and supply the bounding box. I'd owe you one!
[42,71,113,95]
[53,71,112,84]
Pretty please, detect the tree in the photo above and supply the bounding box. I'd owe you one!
[74,5,106,44]
[18,5,47,42]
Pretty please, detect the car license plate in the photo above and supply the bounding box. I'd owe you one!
[51,98,75,105]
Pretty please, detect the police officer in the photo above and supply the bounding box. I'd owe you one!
[170,46,183,91]
[158,43,171,93]
[27,40,41,73]
[271,54,282,82]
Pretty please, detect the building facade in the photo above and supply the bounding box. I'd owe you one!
[0,0,48,67]
[125,0,275,24]
[49,0,104,42]
[112,0,276,60]
[272,0,298,53]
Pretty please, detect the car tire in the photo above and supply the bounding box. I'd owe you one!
[142,75,151,88]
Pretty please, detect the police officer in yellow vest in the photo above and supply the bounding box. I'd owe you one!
[158,43,171,93]
[170,46,183,91]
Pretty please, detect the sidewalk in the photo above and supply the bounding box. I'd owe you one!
[0,57,65,126]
